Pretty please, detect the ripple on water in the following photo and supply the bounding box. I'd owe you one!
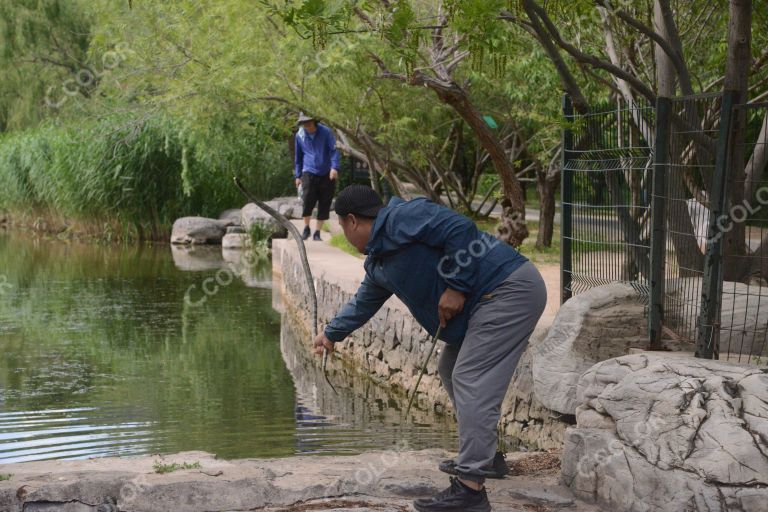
[0,234,458,463]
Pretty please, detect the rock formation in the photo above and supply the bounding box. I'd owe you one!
[561,353,768,512]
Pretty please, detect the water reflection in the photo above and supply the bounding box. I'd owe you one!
[0,232,456,463]
[0,233,294,462]
[280,313,457,454]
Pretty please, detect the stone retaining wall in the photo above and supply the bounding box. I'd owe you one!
[272,239,570,449]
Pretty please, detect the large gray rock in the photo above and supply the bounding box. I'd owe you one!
[218,208,242,225]
[171,217,231,245]
[240,197,302,236]
[532,283,649,416]
[241,202,287,238]
[562,353,768,512]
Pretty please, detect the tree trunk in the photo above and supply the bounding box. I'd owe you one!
[653,1,677,95]
[723,0,752,281]
[428,81,528,246]
[535,161,558,248]
[652,0,704,277]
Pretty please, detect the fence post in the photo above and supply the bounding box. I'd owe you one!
[649,97,671,350]
[561,94,574,304]
[696,90,737,359]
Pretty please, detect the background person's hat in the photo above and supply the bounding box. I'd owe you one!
[335,185,384,218]
[296,112,315,125]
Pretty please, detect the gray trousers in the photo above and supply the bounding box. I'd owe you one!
[438,261,547,483]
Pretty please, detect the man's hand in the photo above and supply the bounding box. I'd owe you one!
[313,332,335,355]
[329,169,338,181]
[295,177,302,188]
[438,288,465,327]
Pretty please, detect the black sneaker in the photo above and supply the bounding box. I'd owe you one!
[438,451,509,479]
[413,477,491,512]
[312,230,322,241]
[301,226,311,240]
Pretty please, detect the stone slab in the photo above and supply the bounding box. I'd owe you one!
[0,450,604,512]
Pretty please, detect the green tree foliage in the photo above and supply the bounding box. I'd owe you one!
[0,0,94,130]
[1,0,765,245]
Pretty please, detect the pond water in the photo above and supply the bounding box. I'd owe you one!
[0,232,456,463]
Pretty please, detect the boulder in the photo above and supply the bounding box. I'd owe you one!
[531,283,649,416]
[561,353,768,512]
[241,202,286,238]
[171,217,231,245]
[218,208,242,225]
[271,196,303,219]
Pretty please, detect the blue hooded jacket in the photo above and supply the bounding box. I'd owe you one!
[324,197,529,345]
[294,123,341,178]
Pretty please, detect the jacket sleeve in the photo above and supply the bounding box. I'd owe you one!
[294,134,303,178]
[324,274,392,342]
[328,128,340,170]
[386,200,486,294]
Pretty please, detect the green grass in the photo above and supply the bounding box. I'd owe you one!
[153,461,202,474]
[329,233,362,257]
[248,222,271,251]
[0,474,11,481]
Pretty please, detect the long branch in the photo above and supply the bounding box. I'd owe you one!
[528,0,656,103]
[596,0,694,95]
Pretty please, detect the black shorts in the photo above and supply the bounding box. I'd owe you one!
[301,172,335,220]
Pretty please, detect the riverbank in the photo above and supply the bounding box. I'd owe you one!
[0,449,603,512]
[0,209,149,243]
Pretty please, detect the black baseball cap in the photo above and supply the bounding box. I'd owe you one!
[335,185,383,218]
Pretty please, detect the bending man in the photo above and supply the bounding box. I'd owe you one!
[313,185,547,512]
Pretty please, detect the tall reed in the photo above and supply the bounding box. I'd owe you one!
[0,112,292,240]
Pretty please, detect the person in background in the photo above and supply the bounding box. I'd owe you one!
[313,184,547,512]
[294,112,340,241]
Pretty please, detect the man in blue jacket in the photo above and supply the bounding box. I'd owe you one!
[294,113,341,241]
[313,185,547,512]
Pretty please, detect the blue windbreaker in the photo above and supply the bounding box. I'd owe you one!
[294,123,341,178]
[324,197,529,345]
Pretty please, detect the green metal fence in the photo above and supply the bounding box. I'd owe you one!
[562,92,768,364]
[561,96,654,305]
